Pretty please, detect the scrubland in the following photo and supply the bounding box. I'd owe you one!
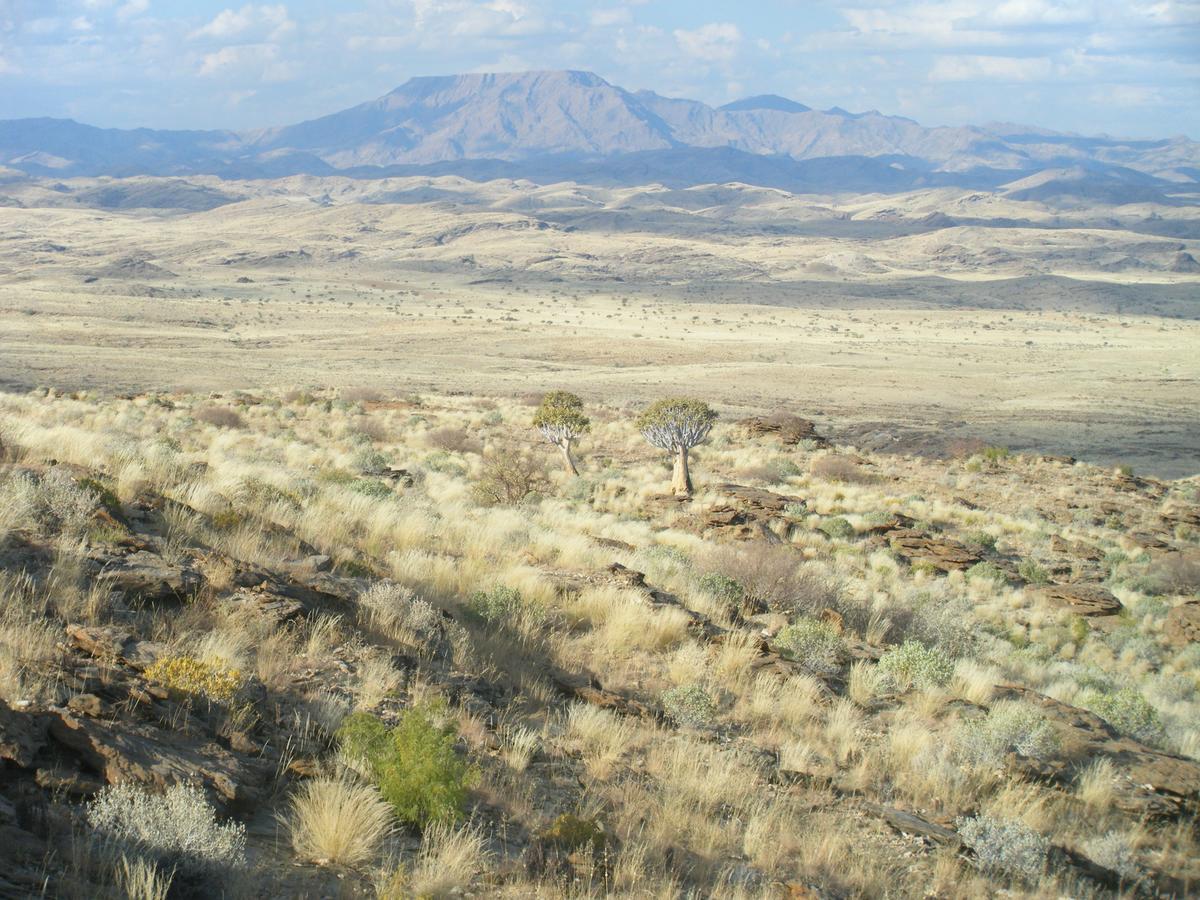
[1,385,1198,898]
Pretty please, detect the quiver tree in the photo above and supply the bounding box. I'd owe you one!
[637,397,717,497]
[533,391,590,476]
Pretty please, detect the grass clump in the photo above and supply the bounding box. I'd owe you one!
[957,814,1048,882]
[695,571,744,607]
[1017,558,1050,584]
[337,703,475,829]
[818,516,855,540]
[467,584,530,626]
[965,561,1007,584]
[144,655,243,703]
[876,640,954,691]
[87,782,246,884]
[285,777,393,867]
[661,682,717,728]
[774,618,845,677]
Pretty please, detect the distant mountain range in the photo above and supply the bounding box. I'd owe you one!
[2,70,1198,197]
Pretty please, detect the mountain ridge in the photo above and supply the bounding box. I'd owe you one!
[1,70,1197,195]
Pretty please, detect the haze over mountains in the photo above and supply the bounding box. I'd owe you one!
[2,70,1198,198]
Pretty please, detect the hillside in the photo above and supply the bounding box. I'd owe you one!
[0,388,1198,897]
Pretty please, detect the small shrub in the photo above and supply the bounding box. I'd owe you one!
[350,479,394,500]
[538,813,609,854]
[774,618,845,677]
[470,447,546,507]
[1017,559,1050,584]
[1079,687,1164,744]
[696,572,745,607]
[337,704,475,829]
[286,777,393,866]
[467,585,526,626]
[957,814,1048,882]
[426,427,482,455]
[964,530,997,552]
[194,406,244,429]
[358,581,441,639]
[350,447,391,474]
[700,544,839,615]
[981,446,1011,463]
[818,516,855,540]
[955,701,1059,767]
[810,455,869,484]
[87,782,246,882]
[900,590,977,658]
[661,683,717,728]
[144,655,244,703]
[423,450,467,477]
[877,641,954,691]
[1083,830,1140,880]
[965,561,1007,584]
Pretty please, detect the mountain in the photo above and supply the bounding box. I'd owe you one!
[1,70,1197,195]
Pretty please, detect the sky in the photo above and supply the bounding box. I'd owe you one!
[0,0,1197,138]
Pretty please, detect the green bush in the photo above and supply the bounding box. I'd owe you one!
[954,701,1059,767]
[696,572,744,606]
[337,704,474,829]
[957,814,1047,882]
[350,479,394,499]
[774,618,844,677]
[1079,688,1164,744]
[982,446,1011,462]
[467,585,527,625]
[1017,559,1050,584]
[877,641,954,691]
[964,530,997,552]
[661,683,717,728]
[818,517,855,540]
[965,562,1007,584]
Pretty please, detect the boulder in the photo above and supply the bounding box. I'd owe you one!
[739,414,827,447]
[1165,601,1200,648]
[66,624,168,670]
[0,698,46,768]
[90,550,201,602]
[1037,583,1122,617]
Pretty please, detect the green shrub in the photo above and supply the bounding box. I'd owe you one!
[964,530,997,552]
[538,813,609,854]
[337,704,474,829]
[982,446,1011,462]
[957,814,1047,882]
[696,572,744,606]
[818,517,854,540]
[965,562,1007,584]
[351,447,391,473]
[467,585,526,625]
[877,641,954,691]
[774,618,844,676]
[954,701,1059,767]
[1078,688,1163,744]
[661,683,717,728]
[1017,559,1050,584]
[350,479,393,499]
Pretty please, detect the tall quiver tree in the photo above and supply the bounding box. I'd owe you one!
[533,391,590,477]
[637,398,717,497]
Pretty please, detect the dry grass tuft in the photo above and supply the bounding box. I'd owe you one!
[285,777,394,867]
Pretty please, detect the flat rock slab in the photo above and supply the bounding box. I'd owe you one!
[1037,583,1122,617]
[66,624,168,670]
[89,550,201,602]
[712,484,806,518]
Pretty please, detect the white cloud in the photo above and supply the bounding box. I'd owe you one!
[116,0,149,21]
[674,22,742,62]
[198,41,294,81]
[191,4,293,41]
[591,7,633,27]
[929,54,1055,81]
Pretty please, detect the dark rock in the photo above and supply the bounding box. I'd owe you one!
[1165,601,1200,648]
[739,414,828,447]
[90,550,201,602]
[0,698,46,767]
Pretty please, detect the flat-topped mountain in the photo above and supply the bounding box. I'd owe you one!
[1,70,1197,194]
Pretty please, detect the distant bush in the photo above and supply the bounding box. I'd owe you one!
[700,544,840,616]
[899,589,977,658]
[350,447,391,474]
[144,655,243,704]
[954,701,1059,767]
[423,450,467,477]
[1079,687,1164,745]
[957,814,1048,882]
[87,782,246,885]
[981,446,1011,463]
[661,683,717,728]
[350,479,394,500]
[774,618,845,677]
[467,585,528,626]
[1136,552,1200,596]
[963,530,997,552]
[1083,830,1141,881]
[966,562,1007,584]
[810,455,870,484]
[194,406,244,429]
[877,641,954,691]
[426,426,482,455]
[337,704,475,829]
[358,581,441,640]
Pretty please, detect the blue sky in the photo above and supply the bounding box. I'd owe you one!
[1,1,1197,137]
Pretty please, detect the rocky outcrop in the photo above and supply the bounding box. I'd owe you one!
[738,414,827,447]
[887,529,979,573]
[1037,583,1123,617]
[66,624,168,670]
[995,686,1200,820]
[89,550,201,602]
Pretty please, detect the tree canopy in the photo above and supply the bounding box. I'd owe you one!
[636,398,717,451]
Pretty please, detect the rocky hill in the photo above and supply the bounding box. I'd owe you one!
[0,388,1198,897]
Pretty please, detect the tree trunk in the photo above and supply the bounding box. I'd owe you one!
[671,446,692,497]
[559,439,579,477]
